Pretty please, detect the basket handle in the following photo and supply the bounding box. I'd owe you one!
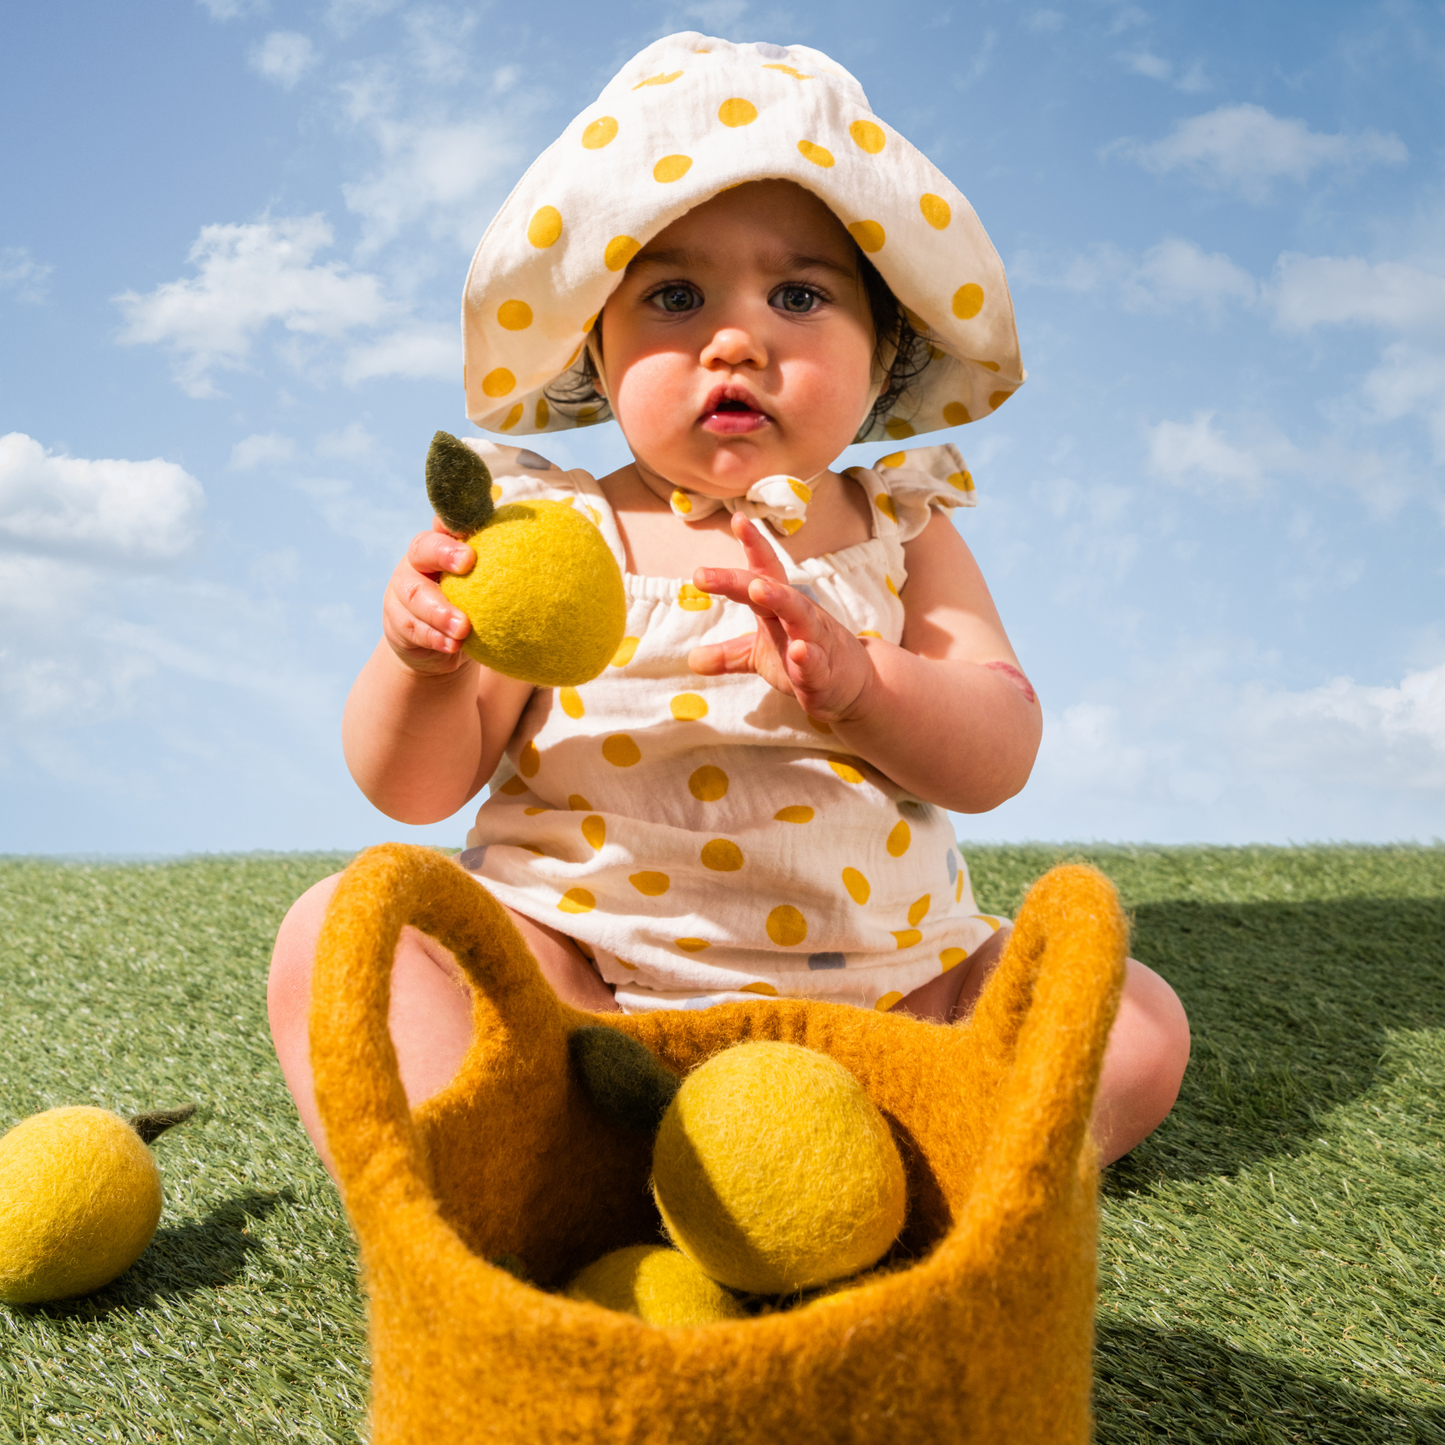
[308,843,562,1213]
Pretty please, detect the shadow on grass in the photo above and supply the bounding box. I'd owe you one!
[15,1189,293,1320]
[1106,898,1445,1193]
[1096,1321,1445,1444]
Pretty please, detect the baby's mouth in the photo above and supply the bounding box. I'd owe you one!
[700,387,772,435]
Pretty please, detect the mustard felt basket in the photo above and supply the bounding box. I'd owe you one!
[310,844,1127,1445]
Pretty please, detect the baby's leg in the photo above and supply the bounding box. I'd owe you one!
[267,873,617,1176]
[892,928,1190,1167]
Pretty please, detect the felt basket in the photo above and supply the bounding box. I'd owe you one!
[310,844,1127,1445]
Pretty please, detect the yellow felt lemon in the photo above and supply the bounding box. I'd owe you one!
[0,1105,191,1304]
[427,432,626,689]
[564,1243,746,1327]
[651,1041,907,1295]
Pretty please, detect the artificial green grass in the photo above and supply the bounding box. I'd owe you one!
[1,846,1442,1443]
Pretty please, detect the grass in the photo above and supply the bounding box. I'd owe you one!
[0,845,1442,1443]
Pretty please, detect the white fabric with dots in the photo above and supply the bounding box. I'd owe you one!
[462,32,1024,444]
[458,439,1005,1014]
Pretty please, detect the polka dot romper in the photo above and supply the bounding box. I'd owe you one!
[459,441,1006,1014]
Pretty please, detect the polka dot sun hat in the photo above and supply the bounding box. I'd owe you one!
[462,32,1023,444]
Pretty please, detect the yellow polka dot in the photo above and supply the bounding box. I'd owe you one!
[779,518,804,535]
[849,119,886,154]
[688,765,729,801]
[634,70,683,89]
[568,793,593,811]
[797,139,834,167]
[973,913,1003,932]
[976,359,1001,372]
[498,775,528,796]
[518,741,540,777]
[675,937,710,952]
[605,235,642,272]
[482,368,515,398]
[559,686,584,719]
[613,957,638,970]
[807,715,833,734]
[952,283,984,320]
[499,403,523,431]
[718,97,758,126]
[874,493,898,524]
[581,815,606,851]
[576,406,600,426]
[701,839,744,871]
[524,806,549,815]
[497,300,532,331]
[885,820,911,858]
[535,398,549,429]
[740,981,778,996]
[611,637,639,667]
[557,888,595,914]
[857,630,882,639]
[490,483,503,501]
[842,867,871,904]
[670,489,693,514]
[886,575,899,597]
[891,929,922,949]
[582,116,618,149]
[653,154,693,183]
[519,844,546,856]
[630,871,671,896]
[788,479,812,503]
[884,419,916,441]
[878,451,906,468]
[919,193,952,230]
[762,63,811,79]
[989,390,1013,411]
[931,345,948,360]
[847,220,885,254]
[956,872,965,903]
[940,946,968,972]
[875,991,904,1011]
[671,693,708,721]
[948,470,975,492]
[766,905,808,946]
[582,311,599,333]
[527,206,562,249]
[773,805,814,823]
[678,582,712,611]
[829,756,866,784]
[602,734,641,767]
[943,402,972,428]
[907,893,930,926]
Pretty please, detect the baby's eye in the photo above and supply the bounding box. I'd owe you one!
[773,284,823,314]
[650,283,702,313]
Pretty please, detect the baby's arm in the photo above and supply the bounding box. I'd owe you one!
[689,512,1040,813]
[343,520,535,824]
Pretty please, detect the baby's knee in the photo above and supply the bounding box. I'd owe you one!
[267,873,342,1025]
[1119,959,1191,1108]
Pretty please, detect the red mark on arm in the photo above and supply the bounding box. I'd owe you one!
[983,660,1037,705]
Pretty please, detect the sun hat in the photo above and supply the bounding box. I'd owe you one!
[462,32,1024,444]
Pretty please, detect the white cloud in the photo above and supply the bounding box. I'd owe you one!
[0,432,202,559]
[195,0,263,18]
[0,247,53,303]
[343,321,458,383]
[1145,411,1292,490]
[1269,254,1445,335]
[1027,9,1065,33]
[1113,103,1407,203]
[1361,342,1445,462]
[249,31,318,89]
[115,215,395,396]
[316,421,378,458]
[1120,51,1208,92]
[229,432,296,470]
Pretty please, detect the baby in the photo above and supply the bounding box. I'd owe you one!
[269,34,1189,1173]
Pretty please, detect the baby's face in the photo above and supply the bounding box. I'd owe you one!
[599,180,876,496]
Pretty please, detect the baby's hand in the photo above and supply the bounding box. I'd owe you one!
[381,519,476,674]
[688,514,877,723]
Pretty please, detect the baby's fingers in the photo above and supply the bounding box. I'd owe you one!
[688,634,759,677]
[693,566,777,615]
[731,513,789,581]
[409,526,475,580]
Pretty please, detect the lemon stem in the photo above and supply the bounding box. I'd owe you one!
[427,431,496,536]
[128,1103,197,1145]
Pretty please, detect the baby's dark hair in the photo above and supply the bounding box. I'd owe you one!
[545,244,934,440]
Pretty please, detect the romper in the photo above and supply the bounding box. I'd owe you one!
[459,440,1006,1014]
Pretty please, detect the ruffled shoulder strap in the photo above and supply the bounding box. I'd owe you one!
[848,442,977,543]
[462,439,626,569]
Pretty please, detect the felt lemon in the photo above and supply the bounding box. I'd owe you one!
[427,432,626,688]
[565,1243,746,1327]
[652,1041,907,1295]
[0,1104,193,1304]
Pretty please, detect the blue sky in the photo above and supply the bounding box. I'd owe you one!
[2,0,1442,853]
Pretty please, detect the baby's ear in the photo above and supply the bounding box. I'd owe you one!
[426,431,495,535]
[569,1026,681,1133]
